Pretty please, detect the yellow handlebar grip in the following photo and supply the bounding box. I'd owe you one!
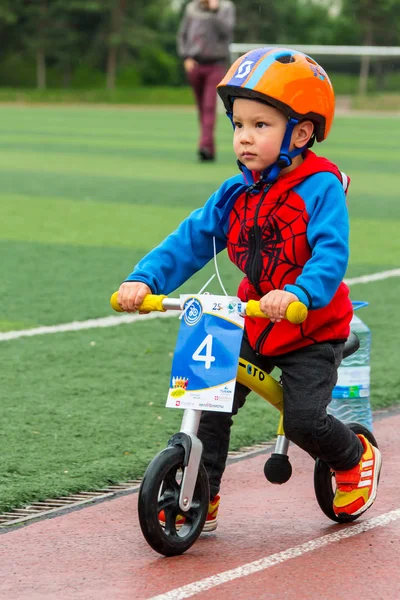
[246,299,267,318]
[110,292,168,313]
[285,301,308,324]
[138,295,167,312]
[110,291,124,312]
[245,300,308,324]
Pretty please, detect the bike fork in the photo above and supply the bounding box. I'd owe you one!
[167,409,203,512]
[274,413,290,455]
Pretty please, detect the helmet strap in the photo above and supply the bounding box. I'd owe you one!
[228,112,308,186]
[260,117,307,184]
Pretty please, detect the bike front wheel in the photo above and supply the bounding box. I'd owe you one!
[138,445,209,556]
[314,422,378,523]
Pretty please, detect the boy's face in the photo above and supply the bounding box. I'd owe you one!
[232,98,288,172]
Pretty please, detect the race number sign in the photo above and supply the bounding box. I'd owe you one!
[166,295,244,412]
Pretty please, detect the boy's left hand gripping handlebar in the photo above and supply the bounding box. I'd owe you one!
[110,292,308,325]
[245,299,307,325]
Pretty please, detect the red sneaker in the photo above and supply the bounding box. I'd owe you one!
[333,434,382,517]
[159,495,220,532]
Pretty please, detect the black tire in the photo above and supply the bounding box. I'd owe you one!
[314,422,378,523]
[138,445,209,556]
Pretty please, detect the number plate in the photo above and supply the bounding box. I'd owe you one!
[166,295,244,412]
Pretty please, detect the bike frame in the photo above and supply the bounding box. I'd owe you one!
[111,291,368,552]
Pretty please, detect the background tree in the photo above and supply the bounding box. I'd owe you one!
[233,0,337,45]
[105,0,126,89]
[19,0,51,89]
[0,1,20,82]
[339,0,400,93]
[0,0,400,91]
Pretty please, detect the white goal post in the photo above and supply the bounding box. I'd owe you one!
[229,44,400,94]
[230,44,400,58]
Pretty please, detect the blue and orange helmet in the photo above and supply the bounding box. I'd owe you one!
[217,47,335,142]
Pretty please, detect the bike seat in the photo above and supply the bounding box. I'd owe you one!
[342,332,360,359]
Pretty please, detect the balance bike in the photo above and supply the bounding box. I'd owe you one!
[110,292,378,557]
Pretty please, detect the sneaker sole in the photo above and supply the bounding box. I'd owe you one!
[159,518,217,532]
[202,518,218,532]
[336,446,382,518]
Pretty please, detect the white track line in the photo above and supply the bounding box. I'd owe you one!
[148,508,400,600]
[0,311,176,342]
[345,268,400,285]
[1,268,399,342]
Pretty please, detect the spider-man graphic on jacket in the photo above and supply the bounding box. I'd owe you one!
[128,149,352,356]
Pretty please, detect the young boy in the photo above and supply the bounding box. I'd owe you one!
[117,48,382,530]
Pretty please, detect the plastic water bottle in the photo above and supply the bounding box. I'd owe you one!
[328,308,373,431]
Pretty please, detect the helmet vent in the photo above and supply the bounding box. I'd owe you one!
[306,57,317,65]
[275,54,295,64]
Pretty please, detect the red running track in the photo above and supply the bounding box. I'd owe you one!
[1,411,399,600]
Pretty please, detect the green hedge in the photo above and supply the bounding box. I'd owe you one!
[1,87,400,110]
[0,86,195,105]
[0,76,399,108]
[0,48,181,89]
[330,71,400,95]
[352,93,400,111]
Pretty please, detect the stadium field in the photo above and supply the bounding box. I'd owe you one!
[0,106,399,512]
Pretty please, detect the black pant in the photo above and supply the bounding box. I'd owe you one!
[197,335,363,499]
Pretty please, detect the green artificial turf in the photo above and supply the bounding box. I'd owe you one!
[0,106,399,512]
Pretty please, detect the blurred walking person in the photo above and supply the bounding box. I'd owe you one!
[177,0,235,162]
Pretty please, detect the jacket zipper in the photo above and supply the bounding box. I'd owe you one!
[248,183,272,296]
[246,182,276,354]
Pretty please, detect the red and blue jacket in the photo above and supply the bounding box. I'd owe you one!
[126,150,353,356]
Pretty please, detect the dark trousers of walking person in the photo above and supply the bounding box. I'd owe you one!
[187,62,226,160]
[197,333,364,500]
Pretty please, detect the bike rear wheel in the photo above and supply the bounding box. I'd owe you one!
[138,445,209,556]
[314,422,378,523]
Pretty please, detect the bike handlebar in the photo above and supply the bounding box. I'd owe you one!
[110,292,308,324]
[245,299,307,324]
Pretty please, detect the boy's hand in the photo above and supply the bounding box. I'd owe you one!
[117,281,152,313]
[259,290,299,323]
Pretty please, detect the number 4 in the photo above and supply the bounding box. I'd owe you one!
[192,334,215,370]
